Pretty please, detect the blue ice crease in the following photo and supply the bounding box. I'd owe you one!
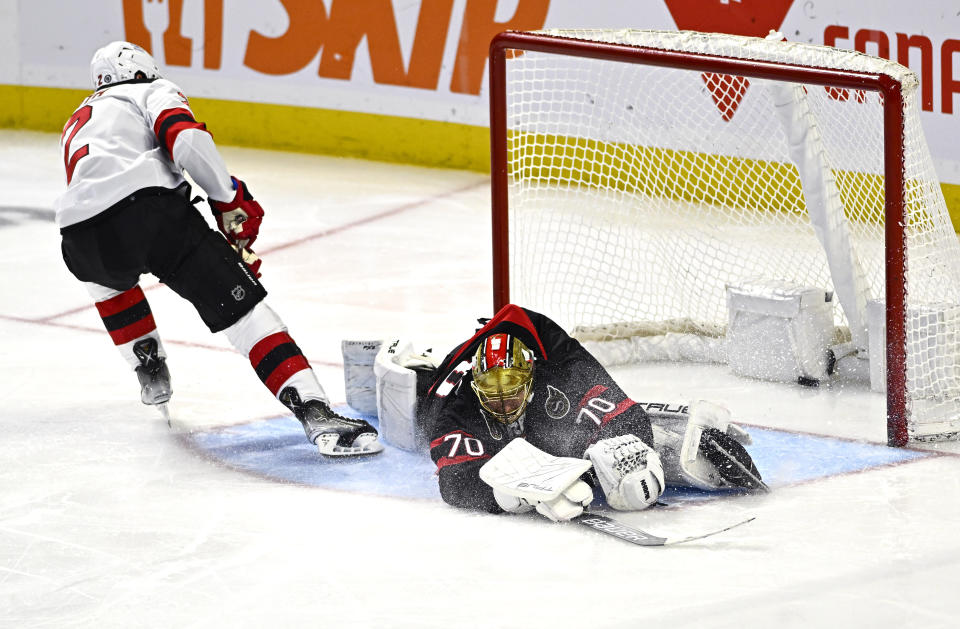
[185,406,932,504]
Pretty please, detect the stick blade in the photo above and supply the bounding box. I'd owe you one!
[663,517,756,546]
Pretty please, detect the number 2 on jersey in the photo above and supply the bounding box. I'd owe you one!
[62,105,92,184]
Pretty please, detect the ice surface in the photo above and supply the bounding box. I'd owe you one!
[2,130,959,628]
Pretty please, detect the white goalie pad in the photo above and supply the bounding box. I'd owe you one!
[679,401,735,489]
[647,400,753,491]
[726,279,835,384]
[479,438,592,503]
[373,339,438,452]
[341,339,383,415]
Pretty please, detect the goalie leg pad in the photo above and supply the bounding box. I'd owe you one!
[373,339,439,451]
[649,400,764,491]
[699,429,767,491]
[342,339,383,415]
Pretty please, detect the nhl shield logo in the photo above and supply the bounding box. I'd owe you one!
[231,285,246,301]
[544,384,570,419]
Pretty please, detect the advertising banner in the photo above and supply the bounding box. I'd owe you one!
[3,0,959,183]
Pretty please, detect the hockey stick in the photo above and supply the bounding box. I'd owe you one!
[573,513,755,547]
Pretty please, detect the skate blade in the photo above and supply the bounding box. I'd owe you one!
[316,432,384,457]
[156,402,171,427]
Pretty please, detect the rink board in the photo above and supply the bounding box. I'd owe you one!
[183,407,932,505]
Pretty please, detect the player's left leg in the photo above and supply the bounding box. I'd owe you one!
[60,193,176,412]
[84,282,172,407]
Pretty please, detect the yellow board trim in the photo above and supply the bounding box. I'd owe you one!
[3,83,959,231]
[0,83,489,172]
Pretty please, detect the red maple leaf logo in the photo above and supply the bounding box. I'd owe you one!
[663,0,796,120]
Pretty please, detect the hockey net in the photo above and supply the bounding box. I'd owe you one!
[489,29,960,445]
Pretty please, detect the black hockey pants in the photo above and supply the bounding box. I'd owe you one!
[60,184,266,332]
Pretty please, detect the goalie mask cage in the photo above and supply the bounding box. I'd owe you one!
[488,29,960,446]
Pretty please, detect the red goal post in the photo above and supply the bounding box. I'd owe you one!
[487,29,937,447]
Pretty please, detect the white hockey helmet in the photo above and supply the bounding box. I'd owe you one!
[90,41,161,90]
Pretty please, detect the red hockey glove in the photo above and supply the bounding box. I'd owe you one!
[209,177,264,248]
[232,244,262,279]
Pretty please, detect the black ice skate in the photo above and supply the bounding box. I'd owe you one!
[279,387,383,457]
[133,337,172,421]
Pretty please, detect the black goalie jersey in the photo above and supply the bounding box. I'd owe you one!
[423,304,653,513]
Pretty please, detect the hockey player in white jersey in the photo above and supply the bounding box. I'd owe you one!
[55,41,382,457]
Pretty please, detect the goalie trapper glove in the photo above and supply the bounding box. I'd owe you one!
[584,434,665,511]
[209,176,264,249]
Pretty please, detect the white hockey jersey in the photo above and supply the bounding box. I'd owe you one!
[54,79,230,229]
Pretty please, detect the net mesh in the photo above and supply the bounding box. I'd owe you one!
[500,29,960,440]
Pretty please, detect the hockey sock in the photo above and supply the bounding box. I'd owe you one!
[224,302,326,401]
[273,369,327,403]
[248,331,316,397]
[93,285,166,369]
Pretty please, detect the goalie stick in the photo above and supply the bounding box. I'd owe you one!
[573,512,755,547]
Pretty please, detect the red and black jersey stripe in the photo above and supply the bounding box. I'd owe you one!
[95,286,157,345]
[153,107,208,156]
[248,332,311,395]
[578,384,640,440]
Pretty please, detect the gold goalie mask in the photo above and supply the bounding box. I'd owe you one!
[471,333,535,426]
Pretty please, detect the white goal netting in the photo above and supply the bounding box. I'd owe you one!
[497,29,960,442]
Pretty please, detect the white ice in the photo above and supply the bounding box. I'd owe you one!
[2,129,959,628]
